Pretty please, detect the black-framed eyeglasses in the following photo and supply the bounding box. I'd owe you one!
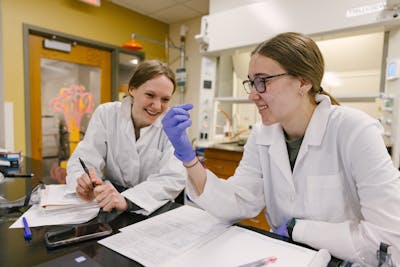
[242,73,289,94]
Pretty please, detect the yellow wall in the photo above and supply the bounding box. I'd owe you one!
[1,0,169,154]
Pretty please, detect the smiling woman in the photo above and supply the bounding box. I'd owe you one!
[64,59,186,216]
[125,60,176,143]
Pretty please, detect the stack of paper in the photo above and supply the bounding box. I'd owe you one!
[98,205,328,267]
[9,184,100,228]
[40,184,98,212]
[98,205,230,267]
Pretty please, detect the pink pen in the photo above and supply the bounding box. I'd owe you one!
[238,256,277,267]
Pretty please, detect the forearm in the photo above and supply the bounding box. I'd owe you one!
[183,157,207,196]
[293,219,384,266]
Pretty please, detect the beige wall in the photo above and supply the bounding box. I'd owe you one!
[1,0,169,154]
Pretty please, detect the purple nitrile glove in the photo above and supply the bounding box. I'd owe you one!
[273,219,290,238]
[162,103,196,163]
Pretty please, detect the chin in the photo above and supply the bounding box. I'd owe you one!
[262,118,276,126]
[145,115,159,124]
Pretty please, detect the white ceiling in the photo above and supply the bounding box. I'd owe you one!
[109,0,209,24]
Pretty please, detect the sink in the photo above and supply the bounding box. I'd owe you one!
[219,139,246,146]
[212,139,246,152]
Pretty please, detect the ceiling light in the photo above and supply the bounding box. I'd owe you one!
[122,34,143,51]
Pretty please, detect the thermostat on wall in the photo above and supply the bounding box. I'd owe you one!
[387,59,400,80]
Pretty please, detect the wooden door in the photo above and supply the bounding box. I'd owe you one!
[29,34,111,160]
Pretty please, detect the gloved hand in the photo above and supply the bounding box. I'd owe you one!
[162,103,196,163]
[274,220,290,238]
[274,218,297,239]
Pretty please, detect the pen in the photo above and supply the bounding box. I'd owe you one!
[22,216,32,240]
[78,157,96,187]
[5,173,34,178]
[238,256,277,267]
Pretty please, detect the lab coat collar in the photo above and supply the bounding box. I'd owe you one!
[254,94,332,185]
[305,94,331,146]
[293,94,331,171]
[255,94,331,147]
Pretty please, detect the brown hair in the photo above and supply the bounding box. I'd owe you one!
[252,32,339,105]
[128,59,176,93]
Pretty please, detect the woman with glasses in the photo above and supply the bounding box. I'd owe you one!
[162,32,400,266]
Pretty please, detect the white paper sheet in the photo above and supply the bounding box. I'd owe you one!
[98,205,324,267]
[99,205,230,267]
[9,184,100,228]
[9,204,100,228]
[161,226,318,267]
[41,184,95,208]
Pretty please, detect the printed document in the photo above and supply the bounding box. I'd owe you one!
[98,205,324,267]
[98,205,230,267]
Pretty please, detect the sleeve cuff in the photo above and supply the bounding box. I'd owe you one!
[292,218,306,242]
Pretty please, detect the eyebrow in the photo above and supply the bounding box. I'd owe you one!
[248,73,272,79]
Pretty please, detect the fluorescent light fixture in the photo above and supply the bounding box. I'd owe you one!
[130,59,139,65]
[346,2,385,17]
[79,0,101,7]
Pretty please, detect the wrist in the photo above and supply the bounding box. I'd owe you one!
[174,149,196,163]
[183,157,199,168]
[286,218,296,240]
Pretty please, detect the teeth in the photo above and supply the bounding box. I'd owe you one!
[146,109,158,115]
[259,105,268,111]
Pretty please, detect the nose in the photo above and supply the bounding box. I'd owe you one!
[248,90,260,101]
[151,99,162,111]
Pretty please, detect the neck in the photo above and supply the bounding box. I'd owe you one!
[282,101,316,141]
[132,117,141,140]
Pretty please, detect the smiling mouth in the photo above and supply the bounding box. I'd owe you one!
[145,109,159,116]
[258,104,268,111]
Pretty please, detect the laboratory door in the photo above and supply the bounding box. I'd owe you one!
[28,34,111,168]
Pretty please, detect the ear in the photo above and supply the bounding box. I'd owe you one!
[299,78,313,94]
[128,87,136,97]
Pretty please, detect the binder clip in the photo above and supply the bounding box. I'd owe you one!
[377,242,395,267]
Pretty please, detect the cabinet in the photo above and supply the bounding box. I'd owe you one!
[204,148,270,231]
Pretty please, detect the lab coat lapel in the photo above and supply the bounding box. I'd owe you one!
[294,95,331,171]
[118,97,140,184]
[257,124,293,188]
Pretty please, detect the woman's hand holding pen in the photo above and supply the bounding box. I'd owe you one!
[76,158,127,212]
[76,169,127,211]
[93,184,128,212]
[76,166,102,201]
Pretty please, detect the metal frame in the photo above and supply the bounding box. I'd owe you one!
[22,24,144,157]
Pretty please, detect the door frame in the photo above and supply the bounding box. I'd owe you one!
[23,24,144,157]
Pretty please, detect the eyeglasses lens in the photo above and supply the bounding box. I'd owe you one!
[253,77,266,93]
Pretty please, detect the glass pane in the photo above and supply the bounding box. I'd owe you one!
[41,58,101,176]
[118,52,140,100]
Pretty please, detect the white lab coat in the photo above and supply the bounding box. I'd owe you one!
[66,96,186,214]
[187,95,400,266]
